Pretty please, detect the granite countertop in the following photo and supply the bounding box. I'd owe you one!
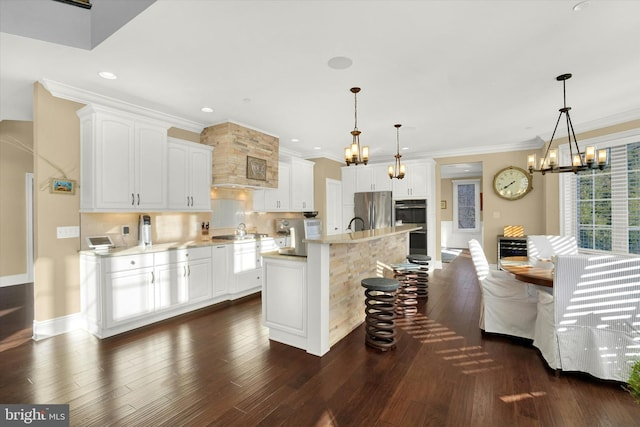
[80,235,279,257]
[304,224,422,244]
[261,250,307,262]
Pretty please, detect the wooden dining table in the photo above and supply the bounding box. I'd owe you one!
[500,256,554,287]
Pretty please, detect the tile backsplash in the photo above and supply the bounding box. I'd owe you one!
[80,188,307,250]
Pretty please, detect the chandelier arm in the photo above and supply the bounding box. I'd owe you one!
[565,111,583,167]
[542,111,564,168]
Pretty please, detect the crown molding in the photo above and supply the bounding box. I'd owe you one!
[41,79,206,133]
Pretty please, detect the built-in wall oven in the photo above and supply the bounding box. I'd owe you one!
[394,199,427,255]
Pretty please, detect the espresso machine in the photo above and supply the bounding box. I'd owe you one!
[139,214,152,247]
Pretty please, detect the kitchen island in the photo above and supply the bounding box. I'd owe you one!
[262,224,422,356]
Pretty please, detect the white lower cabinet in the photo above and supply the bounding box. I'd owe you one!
[81,246,214,338]
[262,256,307,349]
[212,244,231,298]
[106,263,155,327]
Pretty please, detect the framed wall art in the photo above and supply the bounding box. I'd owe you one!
[50,178,76,195]
[246,156,267,181]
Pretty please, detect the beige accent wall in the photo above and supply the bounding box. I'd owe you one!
[0,120,33,277]
[202,122,279,188]
[310,157,343,230]
[440,177,453,222]
[436,149,545,264]
[33,83,84,321]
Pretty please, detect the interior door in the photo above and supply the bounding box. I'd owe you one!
[325,178,342,235]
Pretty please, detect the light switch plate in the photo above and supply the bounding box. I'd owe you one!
[57,226,80,239]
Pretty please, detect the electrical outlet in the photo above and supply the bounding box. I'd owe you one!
[122,225,130,235]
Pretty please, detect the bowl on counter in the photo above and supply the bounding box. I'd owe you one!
[303,211,318,218]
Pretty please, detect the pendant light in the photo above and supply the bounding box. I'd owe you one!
[344,87,369,166]
[388,124,406,179]
[527,73,607,174]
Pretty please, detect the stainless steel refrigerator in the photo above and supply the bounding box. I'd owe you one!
[353,191,393,231]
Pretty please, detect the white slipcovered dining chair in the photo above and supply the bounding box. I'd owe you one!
[527,235,578,268]
[533,254,640,382]
[468,239,538,339]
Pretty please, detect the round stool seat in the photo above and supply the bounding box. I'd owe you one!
[407,254,431,264]
[361,277,399,292]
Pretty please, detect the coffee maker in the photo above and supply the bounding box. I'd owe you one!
[139,214,152,247]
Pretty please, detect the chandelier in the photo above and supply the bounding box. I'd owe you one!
[528,73,607,174]
[388,124,406,179]
[344,87,369,166]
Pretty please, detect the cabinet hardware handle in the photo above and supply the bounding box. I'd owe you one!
[190,196,194,206]
[131,193,135,205]
[183,265,187,277]
[137,193,140,205]
[130,260,135,265]
[151,271,155,283]
[187,265,191,276]
[187,196,190,206]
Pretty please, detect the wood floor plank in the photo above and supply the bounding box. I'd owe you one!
[2,253,640,426]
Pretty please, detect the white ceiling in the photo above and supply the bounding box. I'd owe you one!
[2,0,640,164]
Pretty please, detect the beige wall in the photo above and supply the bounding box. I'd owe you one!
[436,149,546,264]
[310,157,343,230]
[0,120,33,277]
[33,83,84,321]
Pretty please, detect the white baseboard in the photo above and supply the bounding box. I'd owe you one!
[0,273,31,288]
[33,313,83,341]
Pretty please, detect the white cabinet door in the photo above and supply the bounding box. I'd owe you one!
[263,258,307,336]
[106,267,154,327]
[354,164,391,192]
[95,114,136,209]
[156,261,188,311]
[355,167,374,192]
[290,158,314,211]
[263,162,290,211]
[371,164,392,192]
[235,268,262,294]
[185,246,213,303]
[392,161,429,198]
[341,167,356,205]
[189,145,212,210]
[78,105,169,211]
[326,178,343,235]
[212,244,230,298]
[167,138,212,211]
[135,123,167,209]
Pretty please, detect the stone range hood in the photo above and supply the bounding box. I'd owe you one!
[201,121,278,188]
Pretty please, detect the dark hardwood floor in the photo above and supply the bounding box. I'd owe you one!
[2,253,639,426]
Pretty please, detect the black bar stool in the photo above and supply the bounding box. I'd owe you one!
[361,277,399,351]
[407,254,431,298]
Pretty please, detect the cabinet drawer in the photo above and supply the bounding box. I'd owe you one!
[154,249,188,265]
[107,253,154,272]
[188,246,212,260]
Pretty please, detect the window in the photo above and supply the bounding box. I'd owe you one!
[453,179,480,232]
[561,131,640,255]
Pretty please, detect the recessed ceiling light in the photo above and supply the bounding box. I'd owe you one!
[98,71,117,80]
[328,56,353,70]
[402,147,409,151]
[201,107,214,113]
[573,1,589,12]
[291,138,300,143]
[313,146,322,150]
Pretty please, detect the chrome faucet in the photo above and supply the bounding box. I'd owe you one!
[347,216,365,232]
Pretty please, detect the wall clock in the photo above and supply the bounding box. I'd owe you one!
[493,166,533,200]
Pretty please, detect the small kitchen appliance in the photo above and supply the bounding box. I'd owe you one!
[138,214,152,247]
[275,218,321,257]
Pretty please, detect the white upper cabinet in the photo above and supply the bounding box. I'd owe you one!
[78,105,169,211]
[290,157,314,211]
[254,155,314,212]
[354,164,392,193]
[392,161,430,199]
[167,138,212,211]
[341,166,356,205]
